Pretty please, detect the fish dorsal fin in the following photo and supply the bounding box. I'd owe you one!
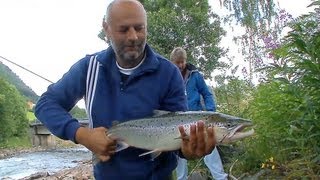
[152,110,174,117]
[111,120,120,127]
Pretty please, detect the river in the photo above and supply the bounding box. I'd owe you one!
[0,147,91,179]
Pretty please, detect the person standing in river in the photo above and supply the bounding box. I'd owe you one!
[170,47,228,180]
[35,0,216,179]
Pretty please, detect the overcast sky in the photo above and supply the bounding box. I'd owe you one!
[0,0,315,98]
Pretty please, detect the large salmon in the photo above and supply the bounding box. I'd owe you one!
[107,110,254,158]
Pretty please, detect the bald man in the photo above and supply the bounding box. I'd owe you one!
[35,0,216,179]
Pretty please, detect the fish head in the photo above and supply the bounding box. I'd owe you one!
[204,112,255,143]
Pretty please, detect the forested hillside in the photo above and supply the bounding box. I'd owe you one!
[0,62,39,102]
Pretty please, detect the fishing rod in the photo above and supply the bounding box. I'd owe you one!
[0,55,54,83]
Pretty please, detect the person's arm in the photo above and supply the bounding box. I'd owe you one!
[35,58,88,142]
[35,57,116,161]
[196,72,216,111]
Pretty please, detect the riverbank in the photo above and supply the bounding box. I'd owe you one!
[0,146,48,160]
[1,137,93,179]
[0,137,78,160]
[20,159,93,180]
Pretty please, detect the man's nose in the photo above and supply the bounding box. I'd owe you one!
[127,27,138,40]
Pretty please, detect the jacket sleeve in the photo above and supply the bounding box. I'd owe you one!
[160,65,188,112]
[196,72,216,112]
[35,57,88,142]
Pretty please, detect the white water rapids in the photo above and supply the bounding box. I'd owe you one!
[0,147,91,179]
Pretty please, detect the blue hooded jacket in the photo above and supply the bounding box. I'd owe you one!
[35,44,187,180]
[184,63,216,111]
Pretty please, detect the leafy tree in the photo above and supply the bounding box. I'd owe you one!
[143,0,225,78]
[221,0,277,28]
[218,0,288,83]
[70,106,87,119]
[0,78,29,145]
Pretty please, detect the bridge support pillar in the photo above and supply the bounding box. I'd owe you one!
[29,119,88,147]
[29,126,56,147]
[31,134,56,147]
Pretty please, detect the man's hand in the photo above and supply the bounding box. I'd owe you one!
[75,127,116,162]
[179,121,216,159]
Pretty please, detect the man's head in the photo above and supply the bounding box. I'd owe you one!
[170,47,187,72]
[103,0,147,68]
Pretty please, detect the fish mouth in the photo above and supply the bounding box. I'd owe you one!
[221,123,254,143]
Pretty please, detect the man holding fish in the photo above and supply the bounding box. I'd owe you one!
[35,0,218,179]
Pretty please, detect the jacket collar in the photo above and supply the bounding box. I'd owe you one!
[186,63,197,72]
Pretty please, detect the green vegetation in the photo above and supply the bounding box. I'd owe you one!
[2,135,32,149]
[0,62,39,103]
[70,106,87,119]
[244,5,320,177]
[213,2,320,178]
[0,77,29,147]
[27,111,36,122]
[143,0,225,78]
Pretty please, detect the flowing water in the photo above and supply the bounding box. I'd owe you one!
[0,147,91,179]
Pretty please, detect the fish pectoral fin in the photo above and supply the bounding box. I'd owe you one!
[111,120,120,127]
[150,151,162,160]
[115,141,130,152]
[139,150,162,160]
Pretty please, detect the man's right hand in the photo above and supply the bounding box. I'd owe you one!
[75,127,116,162]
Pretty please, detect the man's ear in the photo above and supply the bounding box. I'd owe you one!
[102,21,108,34]
[102,21,110,42]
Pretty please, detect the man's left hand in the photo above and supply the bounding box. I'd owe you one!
[179,121,216,159]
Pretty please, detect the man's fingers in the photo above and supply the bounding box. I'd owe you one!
[179,121,217,159]
[205,126,216,154]
[179,125,189,147]
[189,124,197,150]
[105,144,117,154]
[178,125,186,136]
[195,121,205,157]
[108,150,116,155]
[96,127,107,132]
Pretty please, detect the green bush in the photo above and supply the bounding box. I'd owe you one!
[238,3,320,177]
[0,78,29,146]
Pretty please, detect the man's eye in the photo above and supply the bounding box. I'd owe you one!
[135,26,145,32]
[119,28,128,32]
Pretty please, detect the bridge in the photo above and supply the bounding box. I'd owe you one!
[29,119,89,147]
